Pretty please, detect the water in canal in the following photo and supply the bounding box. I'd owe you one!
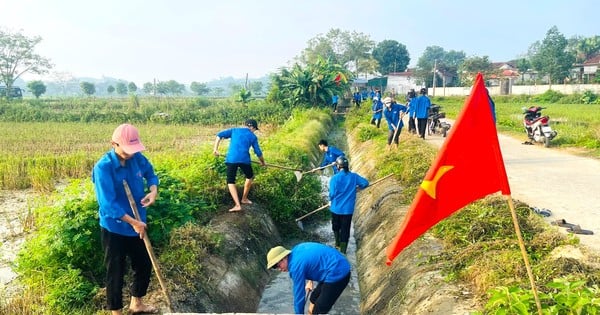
[257,175,360,314]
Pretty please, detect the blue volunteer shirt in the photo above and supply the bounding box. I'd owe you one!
[408,98,417,118]
[320,146,345,173]
[371,100,383,119]
[384,103,408,131]
[329,171,369,215]
[217,127,263,164]
[415,95,431,119]
[288,242,351,314]
[92,150,159,237]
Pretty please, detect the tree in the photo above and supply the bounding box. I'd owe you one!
[515,58,532,83]
[127,82,137,93]
[155,80,185,95]
[530,26,575,84]
[415,46,465,87]
[248,81,263,96]
[27,80,46,98]
[300,28,376,77]
[568,35,600,63]
[0,29,53,98]
[115,82,127,95]
[372,40,410,75]
[190,81,210,95]
[458,56,493,86]
[143,82,155,94]
[80,81,96,96]
[270,56,349,107]
[107,85,115,94]
[237,87,252,104]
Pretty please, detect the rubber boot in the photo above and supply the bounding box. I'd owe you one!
[334,231,340,248]
[339,242,348,254]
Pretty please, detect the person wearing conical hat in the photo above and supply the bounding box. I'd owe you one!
[267,242,351,314]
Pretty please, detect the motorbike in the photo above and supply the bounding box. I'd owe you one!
[427,104,451,137]
[522,106,557,147]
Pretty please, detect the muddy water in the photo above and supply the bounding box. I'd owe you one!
[257,174,360,314]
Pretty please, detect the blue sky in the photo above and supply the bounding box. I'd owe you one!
[1,0,598,86]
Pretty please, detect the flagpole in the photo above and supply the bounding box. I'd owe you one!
[506,196,542,315]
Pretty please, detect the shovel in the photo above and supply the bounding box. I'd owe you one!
[123,180,173,312]
[295,173,395,230]
[294,162,336,182]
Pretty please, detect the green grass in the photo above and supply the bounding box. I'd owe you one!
[431,96,600,156]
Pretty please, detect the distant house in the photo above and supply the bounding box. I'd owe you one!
[573,53,600,83]
[385,70,421,97]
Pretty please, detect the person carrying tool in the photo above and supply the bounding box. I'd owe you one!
[214,119,266,212]
[382,96,408,150]
[370,96,383,128]
[267,242,351,315]
[317,139,345,174]
[329,156,369,254]
[92,123,159,315]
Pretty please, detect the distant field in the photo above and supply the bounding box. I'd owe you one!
[0,122,222,190]
[431,98,600,157]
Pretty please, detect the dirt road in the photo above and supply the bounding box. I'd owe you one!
[423,126,600,252]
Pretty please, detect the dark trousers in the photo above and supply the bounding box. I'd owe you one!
[310,271,351,314]
[101,228,152,310]
[370,117,381,128]
[387,128,401,145]
[417,118,428,139]
[331,213,353,243]
[408,116,416,134]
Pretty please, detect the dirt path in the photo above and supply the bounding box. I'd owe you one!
[423,121,600,252]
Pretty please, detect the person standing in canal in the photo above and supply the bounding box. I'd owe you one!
[213,119,265,212]
[267,242,351,315]
[329,156,369,254]
[318,139,345,174]
[92,123,159,315]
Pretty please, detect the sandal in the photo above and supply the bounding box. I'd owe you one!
[566,225,594,235]
[531,207,551,217]
[551,219,577,229]
[129,305,159,314]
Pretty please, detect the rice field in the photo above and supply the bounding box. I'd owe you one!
[0,122,222,191]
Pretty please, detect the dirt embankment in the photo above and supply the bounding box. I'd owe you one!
[346,134,482,314]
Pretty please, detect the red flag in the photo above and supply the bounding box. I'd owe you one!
[334,73,341,86]
[385,73,511,265]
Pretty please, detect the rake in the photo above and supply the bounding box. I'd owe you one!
[294,162,336,182]
[123,180,173,312]
[295,173,395,230]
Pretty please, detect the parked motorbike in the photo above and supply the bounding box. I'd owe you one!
[427,104,451,137]
[522,106,557,147]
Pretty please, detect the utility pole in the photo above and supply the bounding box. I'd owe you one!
[432,59,437,97]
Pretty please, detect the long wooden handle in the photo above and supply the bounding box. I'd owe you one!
[364,173,394,189]
[303,162,336,174]
[123,180,173,311]
[295,203,330,221]
[251,160,301,171]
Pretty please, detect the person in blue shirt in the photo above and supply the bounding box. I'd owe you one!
[353,91,362,108]
[331,94,339,112]
[92,123,159,315]
[318,139,345,174]
[267,242,351,315]
[406,89,417,134]
[382,97,408,150]
[370,96,383,128]
[415,88,432,139]
[329,156,369,254]
[213,119,265,212]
